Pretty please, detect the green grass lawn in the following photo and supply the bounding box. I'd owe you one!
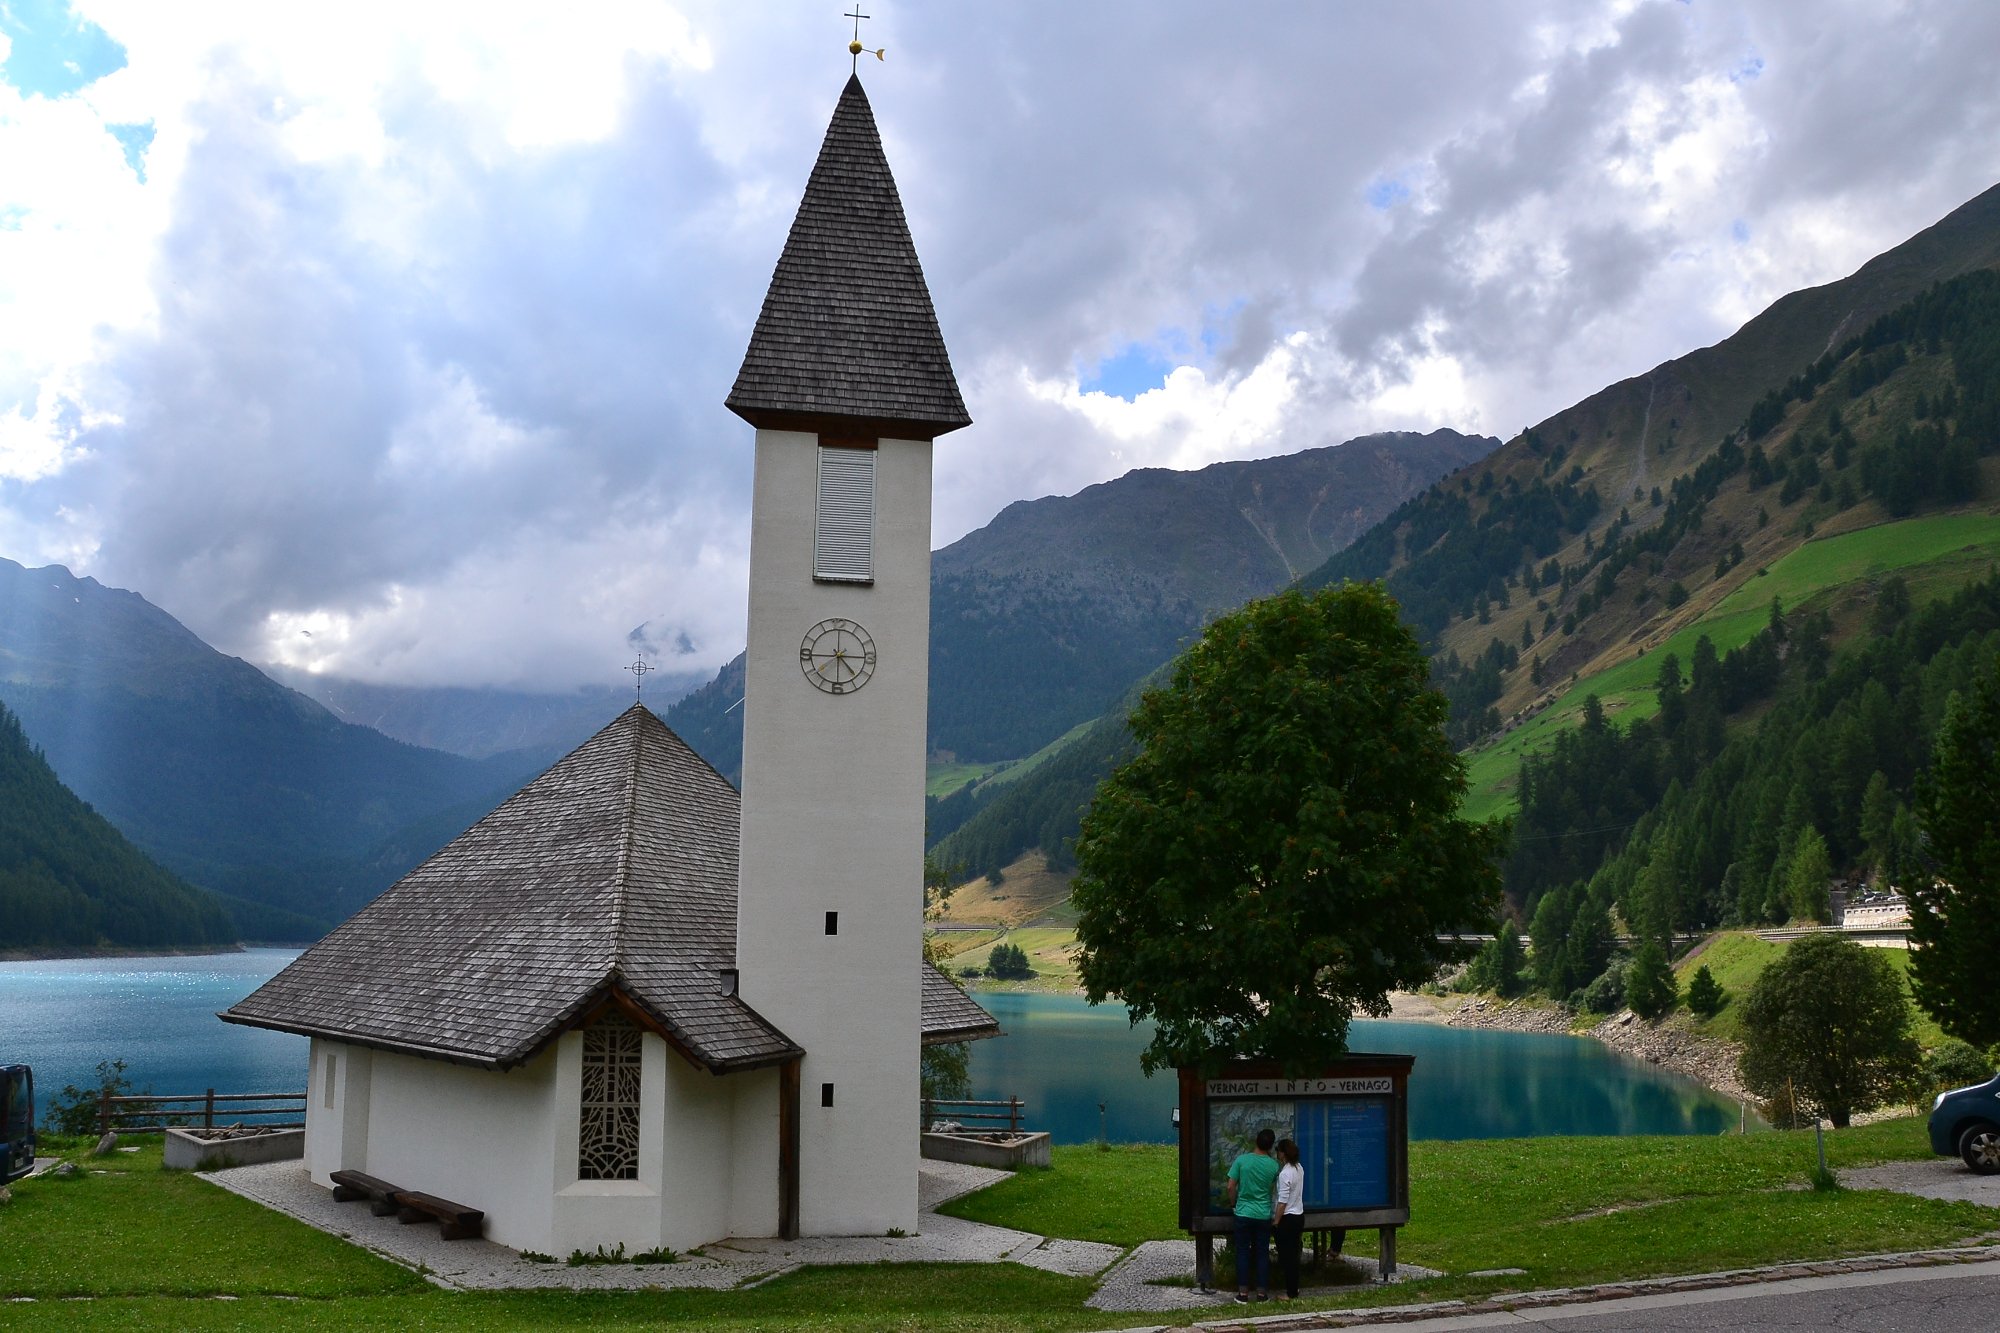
[926,760,1010,799]
[949,1121,1995,1312]
[954,925,1081,987]
[6,1118,1993,1329]
[1460,513,2000,822]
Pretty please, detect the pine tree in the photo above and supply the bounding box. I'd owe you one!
[1625,941,1679,1019]
[1685,964,1726,1018]
[1911,663,2000,1047]
[1859,772,1896,875]
[1785,828,1834,923]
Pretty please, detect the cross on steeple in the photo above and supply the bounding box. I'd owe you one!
[845,4,884,73]
[625,656,656,696]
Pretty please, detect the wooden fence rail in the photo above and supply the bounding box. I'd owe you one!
[922,1096,1025,1135]
[97,1090,307,1136]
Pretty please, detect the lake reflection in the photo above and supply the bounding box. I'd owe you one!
[963,992,1749,1145]
[1,950,308,1113]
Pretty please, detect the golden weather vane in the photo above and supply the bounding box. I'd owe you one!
[845,5,885,73]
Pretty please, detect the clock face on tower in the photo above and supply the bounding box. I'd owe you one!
[799,618,876,695]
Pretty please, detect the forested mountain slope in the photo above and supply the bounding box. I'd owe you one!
[1520,566,2000,1004]
[1305,181,2000,744]
[0,700,237,955]
[933,181,2000,891]
[929,429,1493,760]
[0,560,554,930]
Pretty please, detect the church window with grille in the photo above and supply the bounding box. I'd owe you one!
[578,1014,643,1181]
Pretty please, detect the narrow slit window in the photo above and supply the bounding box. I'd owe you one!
[825,911,838,936]
[579,1014,643,1181]
[322,1052,337,1110]
[821,1082,835,1108]
[814,446,875,583]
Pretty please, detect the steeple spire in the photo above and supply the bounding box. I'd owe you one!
[725,78,971,441]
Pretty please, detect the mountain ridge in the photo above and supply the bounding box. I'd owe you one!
[933,178,2000,889]
[661,428,1494,781]
[0,557,555,930]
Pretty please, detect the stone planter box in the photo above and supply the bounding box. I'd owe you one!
[921,1129,1051,1170]
[163,1126,306,1171]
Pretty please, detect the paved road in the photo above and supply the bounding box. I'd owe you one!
[1378,1262,2000,1331]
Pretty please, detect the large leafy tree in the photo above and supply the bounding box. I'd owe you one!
[1739,933,1920,1128]
[1911,660,2000,1047]
[1071,583,1507,1074]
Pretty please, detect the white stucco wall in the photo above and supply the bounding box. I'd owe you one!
[354,1044,561,1253]
[303,1037,371,1186]
[737,428,927,1235]
[727,1066,782,1240]
[301,1028,781,1255]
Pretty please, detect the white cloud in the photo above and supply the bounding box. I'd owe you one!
[1,1,1997,690]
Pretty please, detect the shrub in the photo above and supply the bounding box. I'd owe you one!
[1923,1038,1993,1095]
[45,1060,135,1137]
[1574,960,1627,1014]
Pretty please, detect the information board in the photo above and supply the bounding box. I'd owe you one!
[1177,1055,1414,1283]
[1178,1055,1412,1230]
[1202,1092,1393,1214]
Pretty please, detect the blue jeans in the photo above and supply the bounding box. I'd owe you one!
[1232,1215,1272,1292]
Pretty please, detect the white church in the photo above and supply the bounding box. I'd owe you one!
[224,72,999,1256]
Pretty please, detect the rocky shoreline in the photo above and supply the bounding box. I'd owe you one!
[1387,991,1755,1106]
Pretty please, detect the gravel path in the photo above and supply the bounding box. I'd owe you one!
[1840,1157,2000,1206]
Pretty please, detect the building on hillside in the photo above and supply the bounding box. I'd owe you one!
[223,71,992,1256]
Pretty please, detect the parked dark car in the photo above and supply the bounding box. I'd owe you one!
[1929,1071,2000,1174]
[1,1065,33,1184]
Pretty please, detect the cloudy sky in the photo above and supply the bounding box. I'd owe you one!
[2,1,1997,692]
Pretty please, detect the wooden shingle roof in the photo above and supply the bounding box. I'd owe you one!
[223,704,798,1072]
[922,963,1002,1046]
[725,75,971,440]
[223,703,996,1068]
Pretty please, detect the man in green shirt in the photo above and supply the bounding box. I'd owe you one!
[1225,1127,1279,1302]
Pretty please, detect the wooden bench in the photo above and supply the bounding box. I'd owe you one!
[393,1189,484,1241]
[329,1169,404,1217]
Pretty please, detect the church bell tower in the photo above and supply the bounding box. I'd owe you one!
[727,73,970,1237]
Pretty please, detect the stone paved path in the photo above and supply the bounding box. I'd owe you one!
[1087,1242,1441,1315]
[200,1158,1124,1292]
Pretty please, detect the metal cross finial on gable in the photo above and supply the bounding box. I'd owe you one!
[845,4,884,73]
[625,656,656,697]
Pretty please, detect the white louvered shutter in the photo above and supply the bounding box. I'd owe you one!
[814,447,875,582]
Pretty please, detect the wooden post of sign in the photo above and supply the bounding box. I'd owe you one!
[1194,1232,1214,1289]
[1380,1224,1396,1280]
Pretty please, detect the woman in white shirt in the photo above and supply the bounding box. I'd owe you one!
[1272,1137,1306,1300]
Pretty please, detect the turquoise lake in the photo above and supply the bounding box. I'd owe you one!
[966,993,1750,1143]
[3,953,1748,1142]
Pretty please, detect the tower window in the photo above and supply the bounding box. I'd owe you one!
[821,1082,835,1108]
[579,1013,643,1181]
[814,445,875,583]
[825,911,838,936]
